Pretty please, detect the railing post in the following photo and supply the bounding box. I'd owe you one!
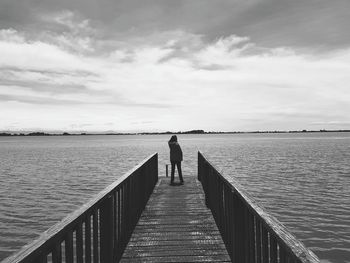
[100,195,114,263]
[197,151,202,181]
[256,219,262,263]
[76,224,83,263]
[85,216,92,263]
[65,232,73,263]
[93,209,99,263]
[262,225,269,263]
[52,243,62,263]
[202,164,209,208]
[155,154,158,184]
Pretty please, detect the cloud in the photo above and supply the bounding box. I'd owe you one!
[38,10,95,53]
[0,35,91,72]
[311,121,350,126]
[40,10,92,34]
[1,13,350,131]
[0,94,89,105]
[0,28,25,43]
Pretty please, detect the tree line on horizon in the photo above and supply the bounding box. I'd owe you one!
[1,129,350,136]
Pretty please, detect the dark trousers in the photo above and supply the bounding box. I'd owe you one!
[171,161,183,183]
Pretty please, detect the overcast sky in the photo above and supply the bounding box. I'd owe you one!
[1,0,350,132]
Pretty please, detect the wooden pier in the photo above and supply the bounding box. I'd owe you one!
[121,177,230,262]
[3,152,320,263]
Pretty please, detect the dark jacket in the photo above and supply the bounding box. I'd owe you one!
[168,141,183,162]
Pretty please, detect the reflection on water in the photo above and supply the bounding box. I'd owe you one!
[0,133,349,263]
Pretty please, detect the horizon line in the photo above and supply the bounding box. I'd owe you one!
[1,129,350,136]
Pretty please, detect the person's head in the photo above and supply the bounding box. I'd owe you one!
[170,135,177,142]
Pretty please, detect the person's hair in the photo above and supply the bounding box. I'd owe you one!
[170,135,177,142]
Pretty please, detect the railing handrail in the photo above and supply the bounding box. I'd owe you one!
[198,151,319,263]
[2,152,158,263]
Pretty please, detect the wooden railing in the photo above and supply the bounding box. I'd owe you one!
[198,151,320,263]
[3,153,158,263]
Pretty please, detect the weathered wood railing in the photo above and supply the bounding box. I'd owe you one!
[198,151,319,263]
[3,153,158,263]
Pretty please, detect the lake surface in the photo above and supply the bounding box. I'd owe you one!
[0,133,349,262]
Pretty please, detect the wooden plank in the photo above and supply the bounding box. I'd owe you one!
[85,215,92,263]
[256,219,262,263]
[92,209,99,263]
[270,235,278,263]
[128,231,222,239]
[128,234,224,242]
[121,255,231,262]
[262,226,269,263]
[65,232,73,263]
[123,246,229,256]
[121,177,230,262]
[123,245,227,255]
[100,196,114,263]
[52,243,62,263]
[236,196,245,263]
[228,189,235,261]
[76,224,83,263]
[279,246,288,263]
[244,206,250,262]
[248,212,256,263]
[40,255,48,263]
[121,255,231,263]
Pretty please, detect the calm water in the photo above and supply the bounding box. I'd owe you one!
[0,133,349,262]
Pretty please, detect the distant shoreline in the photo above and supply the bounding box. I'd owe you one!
[1,129,350,136]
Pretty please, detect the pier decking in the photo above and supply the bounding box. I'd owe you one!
[121,176,231,262]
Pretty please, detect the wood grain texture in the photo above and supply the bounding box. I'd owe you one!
[121,176,230,263]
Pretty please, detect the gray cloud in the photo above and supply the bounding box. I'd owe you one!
[0,79,93,95]
[192,63,233,71]
[0,93,175,108]
[0,67,103,98]
[70,123,93,128]
[0,94,87,105]
[0,66,175,108]
[205,0,350,50]
[0,66,99,78]
[2,0,350,50]
[129,102,174,109]
[311,121,350,126]
[0,81,174,108]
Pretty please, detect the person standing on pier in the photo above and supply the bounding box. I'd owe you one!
[168,135,184,185]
